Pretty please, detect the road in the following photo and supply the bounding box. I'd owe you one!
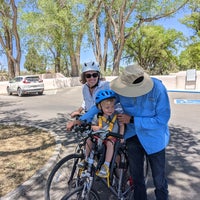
[0,87,200,200]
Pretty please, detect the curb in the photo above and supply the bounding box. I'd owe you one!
[0,123,62,200]
[167,89,200,93]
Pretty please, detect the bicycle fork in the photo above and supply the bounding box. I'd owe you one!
[81,175,94,199]
[80,148,95,198]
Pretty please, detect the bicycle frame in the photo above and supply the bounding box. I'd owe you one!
[79,141,96,198]
[100,140,134,200]
[46,122,149,200]
[76,131,133,200]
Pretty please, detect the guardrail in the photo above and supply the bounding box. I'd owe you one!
[0,71,200,95]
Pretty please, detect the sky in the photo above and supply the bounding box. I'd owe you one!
[155,9,193,38]
[81,9,194,65]
[0,7,194,72]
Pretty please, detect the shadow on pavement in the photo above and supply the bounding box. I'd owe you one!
[0,99,200,200]
[147,125,200,200]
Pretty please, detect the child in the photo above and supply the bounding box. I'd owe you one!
[79,89,124,178]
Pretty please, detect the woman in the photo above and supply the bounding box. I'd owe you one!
[67,61,110,129]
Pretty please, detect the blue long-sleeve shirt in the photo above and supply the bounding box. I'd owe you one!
[80,78,171,155]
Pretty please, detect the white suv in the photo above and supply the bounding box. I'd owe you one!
[7,75,44,97]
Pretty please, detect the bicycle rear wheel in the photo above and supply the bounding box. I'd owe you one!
[61,186,100,200]
[45,153,84,200]
[112,153,149,199]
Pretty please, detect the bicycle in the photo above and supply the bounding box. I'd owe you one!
[45,122,149,200]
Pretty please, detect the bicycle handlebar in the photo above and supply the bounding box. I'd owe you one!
[106,131,123,139]
[72,122,123,140]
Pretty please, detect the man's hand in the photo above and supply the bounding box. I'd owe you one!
[117,114,132,124]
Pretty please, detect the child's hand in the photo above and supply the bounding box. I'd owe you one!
[92,126,101,132]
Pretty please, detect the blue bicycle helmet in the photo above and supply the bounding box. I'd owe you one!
[95,89,116,105]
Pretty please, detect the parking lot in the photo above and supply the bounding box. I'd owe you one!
[0,87,200,200]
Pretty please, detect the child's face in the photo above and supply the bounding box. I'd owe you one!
[100,100,115,116]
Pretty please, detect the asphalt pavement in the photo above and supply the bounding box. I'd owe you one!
[0,87,200,200]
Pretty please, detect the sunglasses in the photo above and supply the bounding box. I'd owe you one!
[85,73,99,79]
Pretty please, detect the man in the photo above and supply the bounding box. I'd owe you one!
[79,64,171,200]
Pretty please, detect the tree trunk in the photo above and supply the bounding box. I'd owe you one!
[7,57,15,79]
[55,51,61,73]
[11,0,21,76]
[112,40,124,76]
[0,0,21,78]
[70,54,79,77]
[112,58,120,76]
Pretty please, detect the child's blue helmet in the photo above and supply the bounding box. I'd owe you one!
[95,89,116,105]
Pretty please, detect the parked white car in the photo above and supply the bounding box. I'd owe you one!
[7,75,44,97]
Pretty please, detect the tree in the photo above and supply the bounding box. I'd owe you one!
[90,0,190,75]
[0,0,21,78]
[87,3,109,73]
[180,0,200,37]
[21,0,67,74]
[21,0,102,77]
[179,42,200,70]
[124,25,184,75]
[24,46,46,73]
[178,0,200,70]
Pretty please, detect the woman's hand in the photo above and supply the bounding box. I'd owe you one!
[70,111,81,118]
[66,120,81,131]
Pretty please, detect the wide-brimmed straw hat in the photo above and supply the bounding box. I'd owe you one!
[110,64,154,97]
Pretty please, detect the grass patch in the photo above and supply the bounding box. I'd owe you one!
[0,124,56,197]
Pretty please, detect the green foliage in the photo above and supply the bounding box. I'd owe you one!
[180,0,200,37]
[21,0,71,73]
[179,42,200,70]
[124,25,184,75]
[177,0,200,70]
[1,0,195,76]
[20,0,97,76]
[24,47,46,73]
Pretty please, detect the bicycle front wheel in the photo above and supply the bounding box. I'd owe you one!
[61,186,100,200]
[45,153,84,200]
